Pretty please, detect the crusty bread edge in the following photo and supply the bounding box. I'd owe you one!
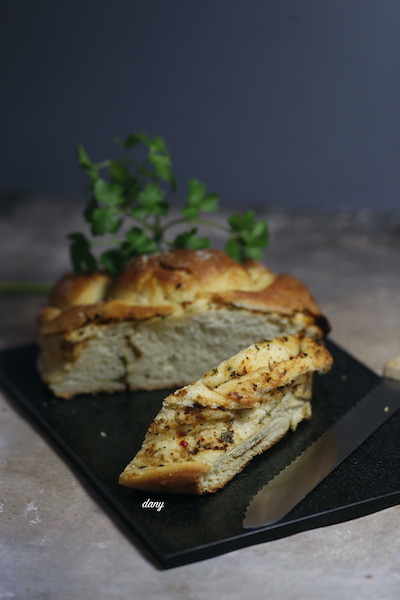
[119,461,210,495]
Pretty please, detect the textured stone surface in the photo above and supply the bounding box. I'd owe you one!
[1,198,400,599]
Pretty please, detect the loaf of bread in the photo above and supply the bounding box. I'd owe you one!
[37,249,330,398]
[119,334,333,494]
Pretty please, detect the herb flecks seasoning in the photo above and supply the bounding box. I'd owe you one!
[219,429,235,444]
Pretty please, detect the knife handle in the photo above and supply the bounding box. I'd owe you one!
[384,357,400,381]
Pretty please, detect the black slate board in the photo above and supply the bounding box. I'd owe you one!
[1,340,400,569]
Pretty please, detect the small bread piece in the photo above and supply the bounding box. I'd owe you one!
[119,334,333,494]
[37,249,330,399]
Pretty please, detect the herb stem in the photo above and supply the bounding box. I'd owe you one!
[0,282,52,295]
[192,218,230,233]
[94,160,113,170]
[91,237,122,247]
[161,217,230,234]
[153,213,163,244]
[116,210,154,237]
[159,216,186,232]
[161,217,229,235]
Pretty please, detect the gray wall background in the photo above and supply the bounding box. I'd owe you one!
[1,0,400,211]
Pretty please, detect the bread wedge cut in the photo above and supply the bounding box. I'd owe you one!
[37,249,330,398]
[119,334,333,494]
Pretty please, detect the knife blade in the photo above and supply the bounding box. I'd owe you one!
[243,376,400,529]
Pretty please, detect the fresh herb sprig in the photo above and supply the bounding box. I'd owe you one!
[69,134,269,275]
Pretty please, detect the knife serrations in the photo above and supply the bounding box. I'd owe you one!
[243,377,400,529]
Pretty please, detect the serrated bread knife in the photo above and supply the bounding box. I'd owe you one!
[243,376,400,529]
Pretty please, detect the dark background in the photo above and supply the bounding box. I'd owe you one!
[1,0,400,211]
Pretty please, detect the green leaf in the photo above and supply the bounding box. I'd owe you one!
[99,248,125,276]
[83,196,98,223]
[147,136,168,154]
[188,178,207,205]
[239,220,269,249]
[146,135,177,189]
[173,228,211,250]
[137,182,169,215]
[201,193,219,212]
[108,160,132,185]
[183,179,219,219]
[131,133,149,146]
[90,207,121,235]
[115,133,147,150]
[135,163,156,180]
[76,144,93,170]
[68,233,97,274]
[124,227,159,256]
[224,237,243,262]
[252,220,268,238]
[245,246,264,260]
[148,152,176,188]
[226,213,268,262]
[108,160,139,208]
[115,133,177,187]
[76,144,99,183]
[246,220,269,247]
[93,179,124,207]
[131,205,147,218]
[228,210,256,233]
[181,205,199,220]
[225,211,269,262]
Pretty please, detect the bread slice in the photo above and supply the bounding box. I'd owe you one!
[119,334,333,494]
[37,249,330,399]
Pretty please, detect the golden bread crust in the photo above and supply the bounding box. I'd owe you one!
[50,272,112,308]
[108,248,266,304]
[39,249,329,336]
[212,274,321,314]
[38,301,173,336]
[119,462,209,494]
